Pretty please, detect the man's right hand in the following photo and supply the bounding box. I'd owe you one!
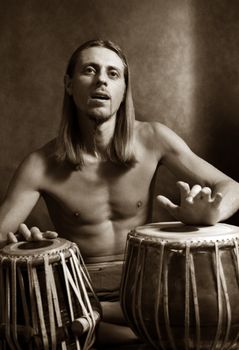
[7,223,58,243]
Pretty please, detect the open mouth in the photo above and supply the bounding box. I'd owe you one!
[91,92,110,100]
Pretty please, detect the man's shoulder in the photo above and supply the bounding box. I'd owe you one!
[25,139,56,165]
[17,139,57,181]
[134,121,186,159]
[134,120,171,142]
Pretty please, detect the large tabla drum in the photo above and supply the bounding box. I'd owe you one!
[0,238,101,350]
[121,222,239,350]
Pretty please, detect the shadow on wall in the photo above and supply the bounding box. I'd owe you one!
[153,1,239,225]
[193,1,239,225]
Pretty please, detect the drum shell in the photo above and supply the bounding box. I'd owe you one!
[121,228,239,350]
[0,239,101,350]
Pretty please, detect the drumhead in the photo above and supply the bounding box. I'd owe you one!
[0,238,75,258]
[132,222,239,244]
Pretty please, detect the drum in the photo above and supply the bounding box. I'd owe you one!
[121,222,239,350]
[0,238,101,350]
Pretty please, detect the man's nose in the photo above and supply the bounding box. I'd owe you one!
[96,70,108,86]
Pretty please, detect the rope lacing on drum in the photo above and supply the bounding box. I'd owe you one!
[155,241,166,350]
[137,240,158,348]
[163,246,177,350]
[70,249,97,348]
[60,249,97,350]
[211,242,224,350]
[185,243,190,350]
[189,249,200,350]
[232,239,239,347]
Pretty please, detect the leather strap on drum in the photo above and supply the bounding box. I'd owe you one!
[0,240,100,350]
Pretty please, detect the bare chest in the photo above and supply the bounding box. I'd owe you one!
[43,158,157,223]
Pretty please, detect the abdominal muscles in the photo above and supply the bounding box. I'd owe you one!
[44,193,149,259]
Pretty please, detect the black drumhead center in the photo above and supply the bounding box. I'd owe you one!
[160,226,199,233]
[17,240,54,250]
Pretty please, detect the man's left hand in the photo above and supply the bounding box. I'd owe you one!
[157,181,222,226]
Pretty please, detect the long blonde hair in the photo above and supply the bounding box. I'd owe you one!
[56,39,136,167]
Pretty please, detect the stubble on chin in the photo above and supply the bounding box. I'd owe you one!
[88,113,112,125]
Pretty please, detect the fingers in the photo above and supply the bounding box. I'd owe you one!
[29,227,58,240]
[177,181,202,204]
[18,223,32,241]
[7,224,58,244]
[186,185,222,208]
[177,182,206,204]
[30,226,43,240]
[200,187,212,200]
[212,192,223,208]
[186,184,202,203]
[157,184,223,225]
[157,195,178,216]
[7,232,18,243]
[194,187,212,201]
[176,181,190,199]
[43,230,58,239]
[178,182,215,204]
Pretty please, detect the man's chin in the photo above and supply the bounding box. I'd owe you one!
[88,113,112,125]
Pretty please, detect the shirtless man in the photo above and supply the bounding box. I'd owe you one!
[0,39,239,347]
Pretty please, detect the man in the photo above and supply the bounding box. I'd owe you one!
[0,39,239,347]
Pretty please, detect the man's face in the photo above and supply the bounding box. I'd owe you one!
[67,46,126,123]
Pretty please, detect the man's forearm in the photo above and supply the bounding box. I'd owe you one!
[215,179,239,222]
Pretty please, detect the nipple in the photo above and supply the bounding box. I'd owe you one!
[137,201,143,208]
[75,164,80,171]
[74,212,80,217]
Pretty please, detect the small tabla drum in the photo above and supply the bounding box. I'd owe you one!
[120,222,239,350]
[0,238,101,350]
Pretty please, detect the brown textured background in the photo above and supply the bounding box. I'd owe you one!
[0,0,238,230]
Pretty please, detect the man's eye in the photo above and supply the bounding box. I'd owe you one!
[84,67,96,75]
[109,70,120,79]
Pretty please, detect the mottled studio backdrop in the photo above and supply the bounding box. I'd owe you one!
[0,0,238,229]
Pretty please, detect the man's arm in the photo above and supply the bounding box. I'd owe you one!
[0,153,43,241]
[153,123,239,225]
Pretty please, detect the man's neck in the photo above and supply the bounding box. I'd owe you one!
[77,113,116,157]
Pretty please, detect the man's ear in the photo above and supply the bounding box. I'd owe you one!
[64,74,73,95]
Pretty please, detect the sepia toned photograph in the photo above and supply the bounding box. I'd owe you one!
[0,1,238,349]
